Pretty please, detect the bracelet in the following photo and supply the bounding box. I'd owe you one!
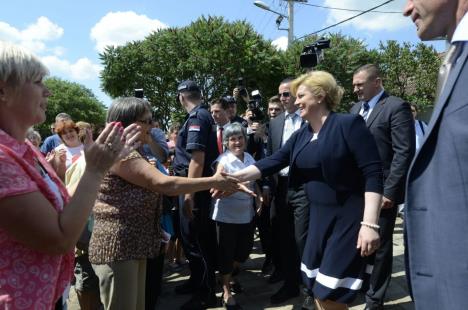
[360,221,380,230]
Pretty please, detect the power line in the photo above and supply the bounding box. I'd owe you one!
[295,0,396,41]
[299,2,401,14]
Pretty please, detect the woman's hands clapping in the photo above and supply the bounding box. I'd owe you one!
[83,122,141,175]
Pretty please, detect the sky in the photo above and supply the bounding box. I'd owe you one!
[1,0,446,107]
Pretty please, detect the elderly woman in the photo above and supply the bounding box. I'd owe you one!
[88,97,245,310]
[230,71,383,310]
[212,123,259,309]
[0,42,141,309]
[26,128,42,148]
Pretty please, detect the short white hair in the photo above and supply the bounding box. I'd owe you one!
[0,41,49,87]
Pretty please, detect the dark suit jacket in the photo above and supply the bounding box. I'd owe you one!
[405,44,468,310]
[351,92,415,204]
[256,113,383,195]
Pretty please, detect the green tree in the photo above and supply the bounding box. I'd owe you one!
[100,16,284,128]
[377,41,441,111]
[37,77,106,138]
[282,33,378,111]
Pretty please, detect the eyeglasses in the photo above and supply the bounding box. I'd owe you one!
[138,118,153,125]
[278,92,290,98]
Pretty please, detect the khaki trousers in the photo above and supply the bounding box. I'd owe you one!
[93,259,146,310]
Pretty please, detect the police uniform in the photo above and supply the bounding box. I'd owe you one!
[173,84,219,303]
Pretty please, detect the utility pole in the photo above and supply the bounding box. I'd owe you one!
[287,0,294,48]
[254,0,307,48]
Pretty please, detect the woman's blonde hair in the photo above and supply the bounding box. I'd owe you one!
[290,71,344,111]
[0,42,49,88]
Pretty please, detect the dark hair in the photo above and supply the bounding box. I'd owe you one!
[354,64,381,80]
[107,97,151,127]
[210,98,230,110]
[280,77,295,85]
[181,91,202,102]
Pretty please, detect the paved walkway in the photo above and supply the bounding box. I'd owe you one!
[68,218,413,309]
[157,218,413,310]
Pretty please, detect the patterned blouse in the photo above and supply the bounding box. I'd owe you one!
[89,151,161,264]
[0,129,73,310]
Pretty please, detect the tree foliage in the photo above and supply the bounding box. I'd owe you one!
[377,41,440,110]
[100,16,284,128]
[100,16,441,127]
[37,77,106,138]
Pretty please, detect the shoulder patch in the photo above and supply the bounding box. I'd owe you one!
[188,125,201,132]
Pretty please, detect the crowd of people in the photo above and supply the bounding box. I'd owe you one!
[1,1,468,310]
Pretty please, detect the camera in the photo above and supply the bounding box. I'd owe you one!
[134,88,144,99]
[237,77,248,97]
[247,89,264,122]
[300,38,331,69]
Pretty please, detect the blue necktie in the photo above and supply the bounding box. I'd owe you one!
[361,101,370,121]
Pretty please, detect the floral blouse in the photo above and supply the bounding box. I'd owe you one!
[0,129,73,310]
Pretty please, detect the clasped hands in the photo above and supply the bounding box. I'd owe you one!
[210,170,256,198]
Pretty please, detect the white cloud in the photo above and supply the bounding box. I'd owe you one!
[41,56,102,81]
[0,17,64,54]
[91,11,168,52]
[272,36,288,51]
[324,0,411,31]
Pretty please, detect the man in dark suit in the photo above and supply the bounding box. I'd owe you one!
[350,64,415,310]
[403,1,468,309]
[266,78,309,305]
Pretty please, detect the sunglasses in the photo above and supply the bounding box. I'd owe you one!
[138,118,153,125]
[278,92,291,98]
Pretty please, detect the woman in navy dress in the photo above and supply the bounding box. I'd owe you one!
[231,71,383,309]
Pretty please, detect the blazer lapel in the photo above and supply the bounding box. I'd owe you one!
[423,44,468,141]
[366,92,388,127]
[275,114,286,150]
[350,102,360,114]
[409,44,468,175]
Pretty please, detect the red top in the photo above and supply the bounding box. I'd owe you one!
[0,129,73,310]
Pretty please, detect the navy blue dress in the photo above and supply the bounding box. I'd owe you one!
[255,112,382,303]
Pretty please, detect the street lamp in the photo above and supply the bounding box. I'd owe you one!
[253,1,293,48]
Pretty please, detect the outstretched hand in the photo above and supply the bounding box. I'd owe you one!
[211,171,256,198]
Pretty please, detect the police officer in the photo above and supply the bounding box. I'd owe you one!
[173,80,219,309]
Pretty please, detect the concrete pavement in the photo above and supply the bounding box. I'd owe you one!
[67,218,413,309]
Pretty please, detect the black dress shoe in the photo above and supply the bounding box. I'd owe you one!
[175,281,196,295]
[270,286,300,304]
[222,295,243,309]
[261,259,273,274]
[268,270,284,284]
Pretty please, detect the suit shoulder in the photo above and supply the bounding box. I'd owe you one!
[386,95,410,108]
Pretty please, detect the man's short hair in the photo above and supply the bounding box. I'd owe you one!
[55,112,71,122]
[268,95,281,105]
[280,77,295,85]
[354,64,381,80]
[178,80,202,101]
[210,98,230,110]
